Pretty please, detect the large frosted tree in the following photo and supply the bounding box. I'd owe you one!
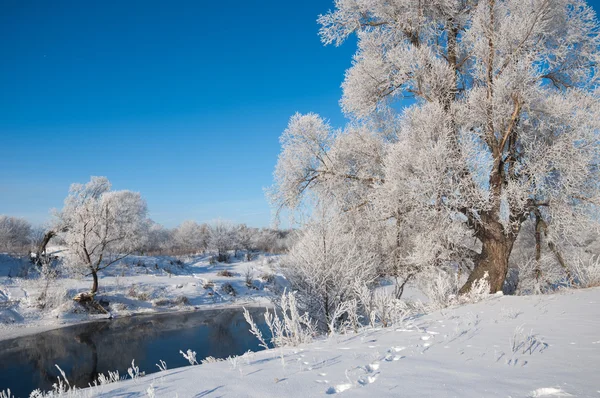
[56,177,149,294]
[272,0,600,293]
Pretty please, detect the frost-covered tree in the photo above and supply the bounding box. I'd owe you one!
[0,215,32,253]
[173,220,209,254]
[56,177,149,294]
[272,0,600,293]
[282,204,379,332]
[209,220,235,261]
[142,222,173,255]
[236,224,258,261]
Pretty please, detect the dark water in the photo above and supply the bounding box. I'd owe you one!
[0,307,271,397]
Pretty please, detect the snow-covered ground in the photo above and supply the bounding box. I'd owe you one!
[0,249,280,341]
[81,287,599,397]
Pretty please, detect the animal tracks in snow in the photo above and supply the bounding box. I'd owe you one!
[324,344,409,394]
[326,384,353,394]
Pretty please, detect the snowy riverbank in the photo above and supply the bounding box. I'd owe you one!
[84,287,600,397]
[0,250,280,342]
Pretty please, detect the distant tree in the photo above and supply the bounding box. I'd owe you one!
[143,222,173,255]
[173,220,207,254]
[56,177,149,294]
[254,228,278,253]
[209,220,235,262]
[0,215,32,253]
[198,223,210,254]
[236,224,257,261]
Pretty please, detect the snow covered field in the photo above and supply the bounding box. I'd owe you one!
[0,249,279,341]
[81,287,600,398]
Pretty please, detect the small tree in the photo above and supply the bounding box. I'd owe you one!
[236,224,257,261]
[209,220,235,262]
[282,205,378,332]
[56,177,149,294]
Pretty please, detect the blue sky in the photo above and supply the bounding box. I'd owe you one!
[1,1,600,228]
[0,0,355,227]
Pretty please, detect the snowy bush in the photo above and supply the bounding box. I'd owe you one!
[570,256,600,288]
[418,268,491,309]
[244,291,315,348]
[515,252,600,294]
[180,349,198,365]
[418,268,461,310]
[0,389,14,398]
[280,207,378,332]
[355,285,409,328]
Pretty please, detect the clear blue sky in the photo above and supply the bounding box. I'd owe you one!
[1,1,599,228]
[0,0,355,228]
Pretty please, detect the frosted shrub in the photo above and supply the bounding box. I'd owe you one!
[155,360,167,372]
[457,272,490,304]
[180,349,198,365]
[327,299,361,334]
[200,356,222,364]
[280,207,378,332]
[244,291,316,348]
[418,268,491,309]
[0,389,14,398]
[243,308,269,350]
[518,257,556,294]
[570,256,600,288]
[266,291,316,347]
[94,370,122,386]
[355,284,408,328]
[419,268,460,310]
[127,359,144,381]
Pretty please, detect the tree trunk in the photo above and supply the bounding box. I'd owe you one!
[460,220,515,294]
[33,230,56,266]
[91,269,99,295]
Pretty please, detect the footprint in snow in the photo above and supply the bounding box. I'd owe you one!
[358,372,380,385]
[326,383,353,394]
[384,354,403,361]
[365,362,380,372]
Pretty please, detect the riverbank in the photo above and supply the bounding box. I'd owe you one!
[0,251,280,342]
[87,286,600,397]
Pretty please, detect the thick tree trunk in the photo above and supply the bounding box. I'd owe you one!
[460,220,515,294]
[91,269,99,295]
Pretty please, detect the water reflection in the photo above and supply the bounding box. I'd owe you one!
[0,307,270,398]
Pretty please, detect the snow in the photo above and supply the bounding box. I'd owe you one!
[64,287,600,398]
[0,249,279,342]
